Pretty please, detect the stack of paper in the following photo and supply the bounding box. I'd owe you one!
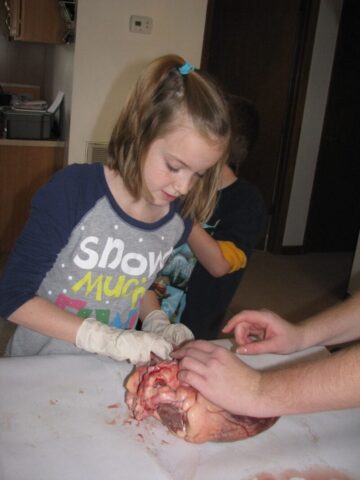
[12,100,48,112]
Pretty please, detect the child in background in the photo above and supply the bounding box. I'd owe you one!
[154,96,266,339]
[0,54,231,363]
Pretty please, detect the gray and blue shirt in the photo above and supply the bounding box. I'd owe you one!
[0,163,191,355]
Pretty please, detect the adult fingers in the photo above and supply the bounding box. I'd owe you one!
[222,310,269,333]
[174,346,215,369]
[233,323,265,345]
[171,340,217,359]
[236,337,279,355]
[177,368,207,392]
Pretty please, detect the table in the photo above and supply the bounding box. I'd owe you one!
[0,341,359,480]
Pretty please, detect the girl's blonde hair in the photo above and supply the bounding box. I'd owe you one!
[107,54,231,223]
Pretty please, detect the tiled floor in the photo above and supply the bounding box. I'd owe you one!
[0,250,354,355]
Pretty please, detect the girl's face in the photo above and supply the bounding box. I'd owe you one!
[142,119,223,207]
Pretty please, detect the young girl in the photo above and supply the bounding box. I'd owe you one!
[0,54,231,363]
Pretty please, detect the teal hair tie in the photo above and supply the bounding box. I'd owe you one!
[178,62,195,75]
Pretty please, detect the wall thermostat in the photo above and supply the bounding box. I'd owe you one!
[129,15,153,34]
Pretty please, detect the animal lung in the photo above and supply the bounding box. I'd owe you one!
[125,359,278,443]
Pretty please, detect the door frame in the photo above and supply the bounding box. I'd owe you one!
[201,0,320,253]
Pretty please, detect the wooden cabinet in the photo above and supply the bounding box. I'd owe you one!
[4,0,66,44]
[0,140,65,254]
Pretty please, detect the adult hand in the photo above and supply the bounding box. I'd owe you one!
[142,309,194,346]
[223,309,304,355]
[172,340,263,417]
[76,318,173,364]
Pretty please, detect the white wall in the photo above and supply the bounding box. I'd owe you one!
[283,0,343,246]
[68,0,208,164]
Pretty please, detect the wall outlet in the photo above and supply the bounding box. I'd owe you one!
[129,15,153,34]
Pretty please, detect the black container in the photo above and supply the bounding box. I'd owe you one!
[0,93,12,106]
[1,109,55,140]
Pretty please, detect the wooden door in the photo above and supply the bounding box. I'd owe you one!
[202,0,319,251]
[304,0,360,252]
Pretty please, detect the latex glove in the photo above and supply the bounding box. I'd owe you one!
[142,310,194,346]
[75,318,173,364]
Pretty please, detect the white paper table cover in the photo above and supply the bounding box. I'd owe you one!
[0,340,359,480]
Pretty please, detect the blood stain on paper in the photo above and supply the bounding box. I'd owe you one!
[249,466,353,480]
[105,413,122,426]
[107,403,120,409]
[49,399,58,405]
[146,445,158,457]
[300,419,319,444]
[1,413,13,431]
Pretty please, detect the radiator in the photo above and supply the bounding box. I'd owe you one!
[86,142,108,164]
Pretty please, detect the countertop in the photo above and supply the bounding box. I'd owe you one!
[0,340,359,480]
[0,138,65,147]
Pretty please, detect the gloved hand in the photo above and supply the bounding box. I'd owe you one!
[142,310,194,346]
[75,318,173,364]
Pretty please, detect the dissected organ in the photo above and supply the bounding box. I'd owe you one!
[125,358,278,444]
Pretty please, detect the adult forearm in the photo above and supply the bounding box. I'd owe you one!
[9,296,82,344]
[299,294,360,349]
[256,345,360,417]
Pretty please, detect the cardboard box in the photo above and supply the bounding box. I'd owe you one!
[0,83,41,100]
